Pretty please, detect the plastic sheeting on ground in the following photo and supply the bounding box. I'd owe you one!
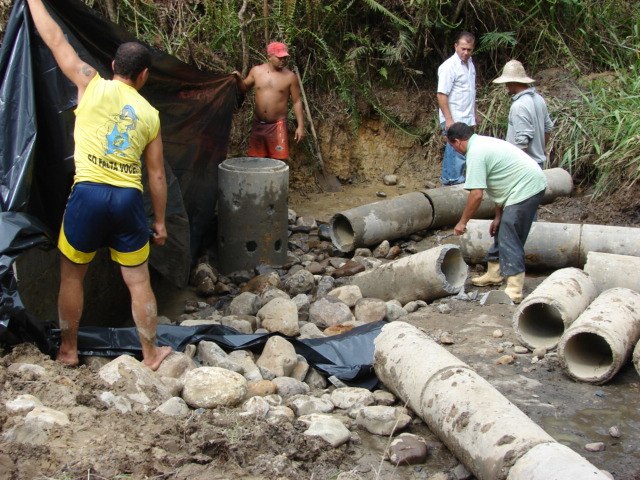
[47,321,385,389]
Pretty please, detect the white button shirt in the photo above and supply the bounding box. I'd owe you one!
[437,53,476,126]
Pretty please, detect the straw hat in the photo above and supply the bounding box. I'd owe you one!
[492,60,535,84]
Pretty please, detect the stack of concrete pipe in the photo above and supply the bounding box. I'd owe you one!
[557,288,640,384]
[512,268,597,351]
[374,322,610,480]
[513,260,640,384]
[461,220,640,269]
[330,168,572,252]
[348,244,468,304]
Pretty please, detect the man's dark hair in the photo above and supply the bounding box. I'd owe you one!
[447,122,474,142]
[113,42,151,80]
[455,31,476,44]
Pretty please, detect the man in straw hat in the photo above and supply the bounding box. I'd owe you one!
[493,60,553,169]
[232,42,304,161]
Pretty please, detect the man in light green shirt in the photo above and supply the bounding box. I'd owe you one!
[448,122,547,303]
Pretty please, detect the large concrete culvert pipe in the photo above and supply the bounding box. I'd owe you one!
[330,191,434,253]
[462,220,640,269]
[584,251,640,294]
[513,268,597,350]
[374,322,610,480]
[558,287,640,384]
[348,244,467,304]
[330,168,573,252]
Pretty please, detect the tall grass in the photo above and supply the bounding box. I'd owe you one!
[553,66,640,197]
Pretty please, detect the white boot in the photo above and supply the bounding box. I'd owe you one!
[471,261,503,287]
[504,272,526,304]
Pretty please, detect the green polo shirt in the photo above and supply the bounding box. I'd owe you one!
[464,134,547,206]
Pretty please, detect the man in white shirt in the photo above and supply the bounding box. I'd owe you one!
[437,31,477,185]
[493,60,553,169]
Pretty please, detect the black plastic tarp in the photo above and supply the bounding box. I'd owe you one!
[49,321,384,388]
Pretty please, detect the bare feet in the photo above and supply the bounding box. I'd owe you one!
[56,350,80,368]
[143,345,172,371]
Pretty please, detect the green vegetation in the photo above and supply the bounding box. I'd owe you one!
[80,0,639,196]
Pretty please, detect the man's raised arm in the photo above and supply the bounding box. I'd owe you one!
[27,0,96,94]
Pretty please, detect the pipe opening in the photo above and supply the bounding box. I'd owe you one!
[563,332,613,380]
[440,248,468,291]
[330,214,355,252]
[517,303,565,349]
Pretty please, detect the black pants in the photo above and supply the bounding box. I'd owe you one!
[486,189,545,276]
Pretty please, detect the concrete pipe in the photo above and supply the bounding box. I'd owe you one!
[512,268,597,350]
[584,251,640,294]
[461,220,582,269]
[374,322,608,480]
[541,167,573,203]
[579,224,640,265]
[558,288,640,384]
[348,244,467,304]
[421,185,495,230]
[218,157,289,274]
[462,220,640,269]
[329,191,433,252]
[422,168,572,230]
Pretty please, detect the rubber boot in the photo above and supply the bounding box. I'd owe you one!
[504,272,526,304]
[471,261,503,287]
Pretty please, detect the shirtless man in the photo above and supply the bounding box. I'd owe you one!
[233,42,304,160]
[26,0,172,370]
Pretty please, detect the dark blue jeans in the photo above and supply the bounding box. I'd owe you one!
[486,189,545,276]
[440,122,466,185]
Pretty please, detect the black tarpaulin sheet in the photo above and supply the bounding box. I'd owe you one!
[47,321,385,388]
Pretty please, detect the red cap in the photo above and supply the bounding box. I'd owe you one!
[267,42,289,57]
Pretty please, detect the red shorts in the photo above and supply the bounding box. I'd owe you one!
[247,118,289,160]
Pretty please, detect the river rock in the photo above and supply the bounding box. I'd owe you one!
[228,292,262,316]
[331,387,375,410]
[309,296,354,328]
[284,269,316,295]
[387,432,428,465]
[302,415,351,447]
[327,285,363,307]
[98,355,171,407]
[5,394,42,414]
[272,377,310,399]
[155,352,197,380]
[356,405,411,435]
[25,407,70,427]
[257,297,300,336]
[256,336,298,377]
[155,397,190,416]
[287,395,334,416]
[354,298,387,323]
[246,379,277,397]
[181,367,247,408]
[196,341,243,373]
[220,314,256,333]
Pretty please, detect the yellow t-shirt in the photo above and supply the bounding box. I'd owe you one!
[73,74,160,191]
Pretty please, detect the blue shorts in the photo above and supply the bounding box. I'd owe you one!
[58,182,150,266]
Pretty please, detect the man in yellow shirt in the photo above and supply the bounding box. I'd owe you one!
[27,0,172,370]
